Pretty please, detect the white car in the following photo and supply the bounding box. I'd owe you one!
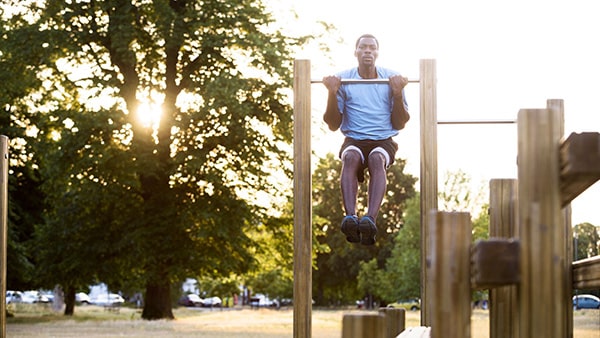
[21,291,50,304]
[6,290,23,304]
[90,293,125,306]
[76,292,91,304]
[199,296,222,307]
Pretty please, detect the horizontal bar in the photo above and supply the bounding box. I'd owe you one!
[311,78,420,84]
[572,255,600,289]
[438,119,516,125]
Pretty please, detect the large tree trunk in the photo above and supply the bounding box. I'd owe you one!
[142,280,174,320]
[64,286,76,316]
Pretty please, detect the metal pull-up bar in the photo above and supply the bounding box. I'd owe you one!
[437,119,516,125]
[310,78,420,84]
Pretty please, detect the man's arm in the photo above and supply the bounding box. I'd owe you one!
[390,75,410,130]
[322,76,342,131]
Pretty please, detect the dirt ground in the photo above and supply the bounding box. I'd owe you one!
[6,305,599,337]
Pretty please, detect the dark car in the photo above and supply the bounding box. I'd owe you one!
[573,294,600,310]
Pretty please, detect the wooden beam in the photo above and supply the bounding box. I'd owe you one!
[0,135,8,338]
[293,59,312,338]
[572,256,600,289]
[488,178,520,338]
[471,239,520,290]
[560,132,600,206]
[419,59,437,327]
[428,211,471,338]
[518,106,567,338]
[342,313,387,338]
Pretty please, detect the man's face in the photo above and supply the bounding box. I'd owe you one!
[354,37,379,66]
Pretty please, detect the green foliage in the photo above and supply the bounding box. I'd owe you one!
[439,169,486,215]
[381,195,421,302]
[574,222,600,259]
[357,258,388,297]
[1,0,311,319]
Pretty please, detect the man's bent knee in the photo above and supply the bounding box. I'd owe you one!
[341,146,364,164]
[368,148,390,168]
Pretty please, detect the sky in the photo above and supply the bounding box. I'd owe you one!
[271,0,600,226]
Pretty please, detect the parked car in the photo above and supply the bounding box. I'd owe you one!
[21,291,50,304]
[6,290,23,304]
[387,298,421,311]
[250,294,277,308]
[178,294,203,307]
[573,294,600,310]
[199,296,222,307]
[76,292,91,305]
[90,293,125,306]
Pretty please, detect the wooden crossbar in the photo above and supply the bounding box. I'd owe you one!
[560,132,600,206]
[572,256,600,289]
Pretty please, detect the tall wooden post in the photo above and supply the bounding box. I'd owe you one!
[293,59,312,338]
[517,101,567,338]
[0,135,8,338]
[488,179,519,338]
[428,211,472,338]
[419,59,437,326]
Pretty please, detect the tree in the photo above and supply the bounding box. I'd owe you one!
[439,169,486,215]
[312,153,417,306]
[1,0,306,319]
[357,259,386,309]
[573,222,600,260]
[381,194,421,303]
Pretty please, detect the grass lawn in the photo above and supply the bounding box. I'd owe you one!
[6,303,599,337]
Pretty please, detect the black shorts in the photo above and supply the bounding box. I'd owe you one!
[338,137,398,182]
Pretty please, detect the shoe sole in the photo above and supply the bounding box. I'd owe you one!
[341,218,360,243]
[358,218,377,245]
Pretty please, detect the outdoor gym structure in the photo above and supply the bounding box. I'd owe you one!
[293,59,600,337]
[1,60,599,337]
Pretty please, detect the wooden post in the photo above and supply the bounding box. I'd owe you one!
[0,135,8,338]
[293,59,312,338]
[342,313,387,338]
[547,99,573,337]
[488,179,519,338]
[428,211,471,338]
[379,307,406,338]
[517,102,567,338]
[419,59,437,327]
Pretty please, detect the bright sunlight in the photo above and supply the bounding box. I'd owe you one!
[136,101,163,130]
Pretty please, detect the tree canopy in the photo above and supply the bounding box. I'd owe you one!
[1,0,307,319]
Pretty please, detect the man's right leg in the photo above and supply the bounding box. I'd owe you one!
[340,147,362,243]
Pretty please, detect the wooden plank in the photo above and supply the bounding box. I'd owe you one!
[560,132,600,206]
[572,256,600,289]
[419,59,437,327]
[398,327,432,338]
[428,211,471,338]
[517,106,567,338]
[293,59,312,338]
[0,135,8,338]
[488,179,520,338]
[378,308,406,338]
[341,313,387,338]
[471,239,520,290]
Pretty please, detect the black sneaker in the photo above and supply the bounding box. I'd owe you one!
[358,216,377,245]
[341,215,360,243]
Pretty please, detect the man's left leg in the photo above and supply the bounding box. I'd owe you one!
[359,149,388,245]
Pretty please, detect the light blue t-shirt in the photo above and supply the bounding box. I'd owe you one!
[336,67,408,140]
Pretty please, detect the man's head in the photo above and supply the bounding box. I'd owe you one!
[354,34,379,66]
[355,34,379,49]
